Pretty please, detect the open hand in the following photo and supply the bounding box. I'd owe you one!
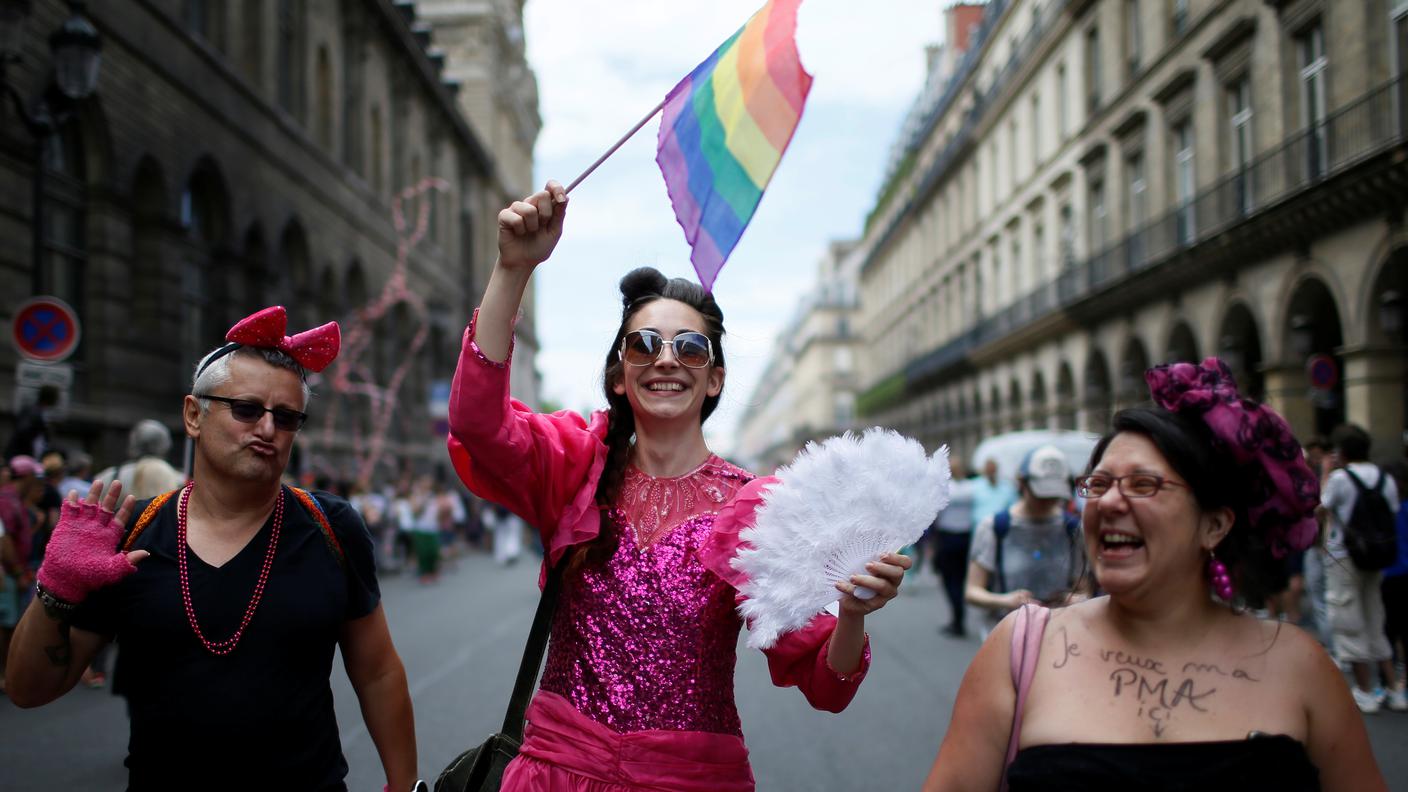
[497,180,568,273]
[35,480,147,603]
[835,552,912,617]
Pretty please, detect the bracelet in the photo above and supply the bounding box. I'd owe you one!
[35,580,78,619]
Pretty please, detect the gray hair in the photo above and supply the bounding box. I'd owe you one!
[191,346,312,408]
[128,419,173,458]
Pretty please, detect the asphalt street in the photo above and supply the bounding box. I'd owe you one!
[3,553,1407,790]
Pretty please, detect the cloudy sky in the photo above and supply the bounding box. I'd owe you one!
[522,0,946,453]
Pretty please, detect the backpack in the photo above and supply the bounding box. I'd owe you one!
[1342,468,1398,571]
[992,510,1081,595]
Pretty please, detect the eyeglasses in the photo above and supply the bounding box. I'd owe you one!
[619,330,714,369]
[199,395,308,432]
[1074,473,1189,499]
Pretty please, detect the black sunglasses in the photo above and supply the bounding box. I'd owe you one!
[619,330,714,369]
[200,395,308,432]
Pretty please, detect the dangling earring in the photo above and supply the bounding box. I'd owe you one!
[1207,550,1234,601]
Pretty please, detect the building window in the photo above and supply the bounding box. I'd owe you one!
[1088,179,1107,253]
[1297,22,1328,179]
[834,346,853,373]
[1126,152,1147,264]
[1228,78,1254,215]
[1125,0,1142,77]
[315,46,333,151]
[184,0,223,48]
[834,392,856,429]
[370,104,384,195]
[1031,93,1042,166]
[1086,27,1103,113]
[1173,121,1195,243]
[241,0,264,86]
[1033,221,1046,282]
[1008,119,1019,188]
[1056,62,1069,137]
[1011,231,1023,296]
[1171,0,1189,37]
[1059,203,1075,266]
[41,122,86,314]
[277,0,306,120]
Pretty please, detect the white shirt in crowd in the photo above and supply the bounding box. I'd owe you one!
[1321,462,1401,562]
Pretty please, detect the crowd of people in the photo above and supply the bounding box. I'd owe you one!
[0,180,1401,791]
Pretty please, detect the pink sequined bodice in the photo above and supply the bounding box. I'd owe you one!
[539,456,753,735]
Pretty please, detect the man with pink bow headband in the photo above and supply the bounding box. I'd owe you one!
[5,307,425,792]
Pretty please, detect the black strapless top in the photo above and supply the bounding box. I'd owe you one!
[1007,734,1319,791]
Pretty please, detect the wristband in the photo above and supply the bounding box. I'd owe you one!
[35,580,78,619]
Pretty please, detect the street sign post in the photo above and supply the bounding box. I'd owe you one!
[13,359,74,416]
[12,296,81,363]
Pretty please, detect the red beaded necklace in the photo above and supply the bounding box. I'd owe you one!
[176,482,284,656]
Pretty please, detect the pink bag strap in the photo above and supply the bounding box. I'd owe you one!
[1002,604,1050,790]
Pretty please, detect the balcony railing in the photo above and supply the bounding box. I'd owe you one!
[860,76,1408,412]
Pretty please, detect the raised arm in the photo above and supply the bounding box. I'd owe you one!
[447,181,605,569]
[6,481,145,708]
[475,180,568,363]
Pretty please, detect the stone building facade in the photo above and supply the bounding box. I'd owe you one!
[0,0,539,482]
[735,241,862,472]
[855,0,1408,466]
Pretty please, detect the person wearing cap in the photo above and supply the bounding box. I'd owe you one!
[4,307,423,791]
[964,445,1086,631]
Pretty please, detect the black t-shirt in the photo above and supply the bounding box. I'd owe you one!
[71,488,380,791]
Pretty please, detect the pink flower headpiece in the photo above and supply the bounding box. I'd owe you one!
[195,306,341,378]
[1145,357,1319,556]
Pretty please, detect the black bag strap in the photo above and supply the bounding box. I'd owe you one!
[1344,467,1384,494]
[500,558,567,739]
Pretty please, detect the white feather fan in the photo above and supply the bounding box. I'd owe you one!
[732,428,951,649]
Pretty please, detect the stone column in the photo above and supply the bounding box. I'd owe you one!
[1261,362,1315,440]
[1340,345,1407,460]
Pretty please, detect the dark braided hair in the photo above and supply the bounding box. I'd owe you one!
[569,267,727,572]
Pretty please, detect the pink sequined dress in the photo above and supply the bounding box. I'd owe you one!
[448,314,870,792]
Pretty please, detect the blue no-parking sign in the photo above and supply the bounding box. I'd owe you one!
[12,296,82,363]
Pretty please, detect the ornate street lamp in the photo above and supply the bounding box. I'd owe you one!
[0,0,102,295]
[49,2,100,100]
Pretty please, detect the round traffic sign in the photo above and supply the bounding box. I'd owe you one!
[1306,353,1338,391]
[12,297,81,363]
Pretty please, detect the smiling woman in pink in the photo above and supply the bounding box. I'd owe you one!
[923,359,1385,792]
[446,181,910,791]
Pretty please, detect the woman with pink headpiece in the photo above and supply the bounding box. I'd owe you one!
[924,358,1385,791]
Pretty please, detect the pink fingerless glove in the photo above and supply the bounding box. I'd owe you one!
[36,499,139,603]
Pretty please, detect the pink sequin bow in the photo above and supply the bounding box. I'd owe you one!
[226,306,340,372]
[1145,357,1320,556]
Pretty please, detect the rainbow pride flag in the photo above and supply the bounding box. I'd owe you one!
[656,0,811,292]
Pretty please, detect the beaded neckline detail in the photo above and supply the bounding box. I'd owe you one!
[619,455,750,548]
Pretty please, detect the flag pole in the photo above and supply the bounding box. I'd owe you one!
[565,98,667,194]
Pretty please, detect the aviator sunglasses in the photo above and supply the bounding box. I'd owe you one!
[200,395,308,432]
[619,329,714,369]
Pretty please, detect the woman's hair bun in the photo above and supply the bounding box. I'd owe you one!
[619,267,669,309]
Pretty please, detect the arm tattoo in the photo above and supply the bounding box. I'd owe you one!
[43,620,73,667]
